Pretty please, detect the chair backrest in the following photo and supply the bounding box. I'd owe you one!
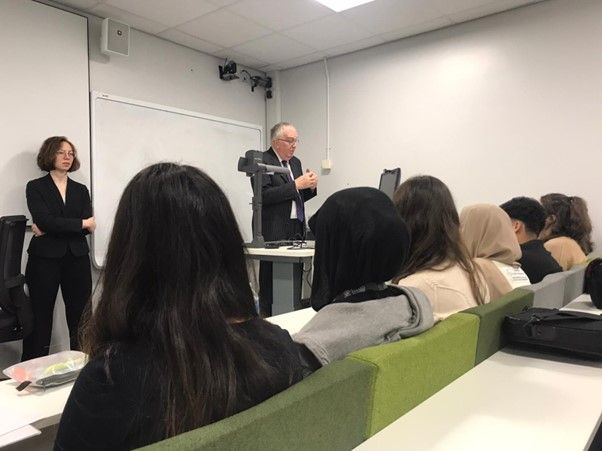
[463,288,534,364]
[0,215,32,342]
[138,359,375,451]
[0,216,27,286]
[523,271,566,308]
[347,312,479,436]
[563,263,587,305]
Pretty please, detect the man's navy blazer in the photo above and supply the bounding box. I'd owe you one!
[26,174,92,258]
[256,148,316,241]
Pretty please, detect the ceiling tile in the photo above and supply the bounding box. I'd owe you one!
[53,0,102,10]
[380,16,452,42]
[232,33,316,64]
[213,49,269,70]
[176,9,272,48]
[283,15,373,51]
[342,0,443,34]
[226,0,334,31]
[207,0,240,6]
[89,4,169,34]
[265,51,325,71]
[157,29,224,54]
[322,35,385,57]
[448,0,540,23]
[428,0,496,16]
[104,0,220,28]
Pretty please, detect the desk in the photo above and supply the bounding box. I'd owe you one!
[0,379,73,447]
[355,348,602,451]
[245,246,314,315]
[267,307,316,335]
[562,293,601,314]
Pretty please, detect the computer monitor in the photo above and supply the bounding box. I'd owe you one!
[379,168,401,199]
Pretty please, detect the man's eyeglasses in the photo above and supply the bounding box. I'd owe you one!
[277,137,300,146]
[56,151,75,158]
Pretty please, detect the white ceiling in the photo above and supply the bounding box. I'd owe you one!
[52,0,543,71]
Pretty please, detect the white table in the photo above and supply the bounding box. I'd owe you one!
[267,307,317,335]
[562,293,602,315]
[245,246,314,315]
[0,379,73,447]
[355,348,602,451]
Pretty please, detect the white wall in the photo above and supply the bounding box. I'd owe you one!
[1,2,267,367]
[88,17,266,127]
[279,0,602,249]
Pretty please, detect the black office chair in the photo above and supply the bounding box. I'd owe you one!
[0,215,33,343]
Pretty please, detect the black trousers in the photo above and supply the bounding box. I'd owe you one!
[21,251,92,361]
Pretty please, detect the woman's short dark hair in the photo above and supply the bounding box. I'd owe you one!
[540,193,593,254]
[37,136,81,172]
[81,163,286,438]
[392,175,486,304]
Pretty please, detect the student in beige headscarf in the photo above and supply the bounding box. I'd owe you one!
[460,204,531,300]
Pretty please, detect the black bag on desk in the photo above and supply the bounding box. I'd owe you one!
[504,307,602,358]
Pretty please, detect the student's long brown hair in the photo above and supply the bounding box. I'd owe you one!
[392,175,486,304]
[540,193,593,254]
[81,163,294,438]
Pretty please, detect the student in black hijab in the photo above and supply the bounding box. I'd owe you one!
[294,187,434,374]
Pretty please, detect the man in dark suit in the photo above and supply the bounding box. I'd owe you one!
[257,122,318,316]
[500,196,562,284]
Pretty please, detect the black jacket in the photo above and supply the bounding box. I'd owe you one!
[26,174,92,258]
[255,148,316,241]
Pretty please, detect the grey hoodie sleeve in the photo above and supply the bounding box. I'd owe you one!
[293,287,434,366]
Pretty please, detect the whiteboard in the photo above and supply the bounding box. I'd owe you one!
[0,0,90,220]
[91,92,262,267]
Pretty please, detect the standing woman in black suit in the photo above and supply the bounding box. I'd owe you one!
[21,136,95,360]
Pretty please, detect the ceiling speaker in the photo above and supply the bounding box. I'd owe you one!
[101,18,130,57]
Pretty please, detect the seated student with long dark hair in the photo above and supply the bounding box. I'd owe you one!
[55,163,303,450]
[294,187,433,373]
[540,193,593,270]
[500,196,562,283]
[392,176,489,322]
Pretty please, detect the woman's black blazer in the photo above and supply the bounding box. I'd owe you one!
[26,174,92,258]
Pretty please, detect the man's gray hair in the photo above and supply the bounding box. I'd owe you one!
[270,122,293,141]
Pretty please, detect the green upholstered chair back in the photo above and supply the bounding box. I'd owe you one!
[347,312,479,436]
[137,359,375,451]
[524,272,566,308]
[463,288,534,364]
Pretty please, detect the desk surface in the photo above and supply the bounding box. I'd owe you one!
[355,348,602,451]
[0,378,72,431]
[245,246,314,258]
[267,307,316,335]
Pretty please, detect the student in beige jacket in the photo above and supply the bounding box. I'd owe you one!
[393,176,489,323]
[540,193,593,270]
